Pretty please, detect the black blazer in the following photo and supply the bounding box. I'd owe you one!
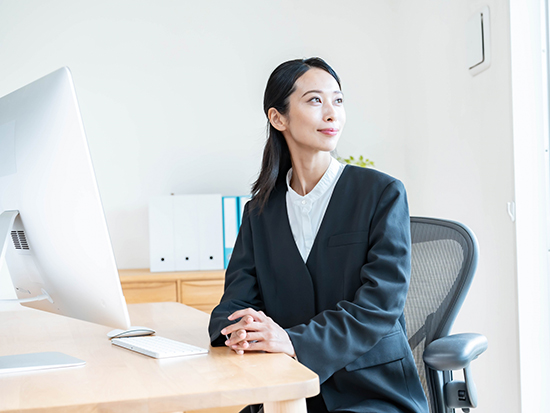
[209,165,429,413]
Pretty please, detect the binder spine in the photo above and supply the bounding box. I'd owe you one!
[222,196,239,269]
[237,195,251,229]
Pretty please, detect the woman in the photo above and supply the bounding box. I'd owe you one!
[208,57,429,413]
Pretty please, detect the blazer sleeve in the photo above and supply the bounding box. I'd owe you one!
[208,202,264,346]
[286,179,411,384]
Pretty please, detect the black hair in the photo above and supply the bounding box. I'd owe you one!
[250,57,341,214]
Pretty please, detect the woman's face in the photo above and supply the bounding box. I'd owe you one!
[272,68,346,156]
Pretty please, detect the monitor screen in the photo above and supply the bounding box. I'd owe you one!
[0,67,131,330]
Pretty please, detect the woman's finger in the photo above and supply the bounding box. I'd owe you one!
[227,308,262,321]
[225,329,247,346]
[232,340,250,351]
[239,340,267,352]
[242,331,264,342]
[221,318,252,336]
[222,318,266,336]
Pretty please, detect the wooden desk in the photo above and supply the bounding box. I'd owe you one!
[0,302,319,412]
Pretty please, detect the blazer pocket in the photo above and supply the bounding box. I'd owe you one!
[328,231,369,247]
[345,328,408,371]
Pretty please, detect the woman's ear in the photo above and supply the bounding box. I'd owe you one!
[268,108,287,132]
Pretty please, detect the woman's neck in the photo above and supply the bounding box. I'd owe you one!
[289,152,332,196]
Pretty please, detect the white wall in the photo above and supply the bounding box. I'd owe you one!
[391,0,521,412]
[510,0,550,411]
[0,0,405,270]
[2,0,544,412]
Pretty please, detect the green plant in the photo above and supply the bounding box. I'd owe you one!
[337,155,375,168]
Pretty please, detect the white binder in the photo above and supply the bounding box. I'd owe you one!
[173,195,200,271]
[149,194,224,272]
[238,195,252,228]
[149,196,175,272]
[197,195,224,270]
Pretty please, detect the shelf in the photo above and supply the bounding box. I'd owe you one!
[118,269,225,313]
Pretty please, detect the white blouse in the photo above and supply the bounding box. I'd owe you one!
[286,157,346,262]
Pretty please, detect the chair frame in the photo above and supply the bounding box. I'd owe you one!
[409,217,484,413]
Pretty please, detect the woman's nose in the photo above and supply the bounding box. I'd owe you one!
[324,104,337,122]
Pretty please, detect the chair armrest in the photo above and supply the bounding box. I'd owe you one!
[423,333,488,371]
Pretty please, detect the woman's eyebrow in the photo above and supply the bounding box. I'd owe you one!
[301,90,343,98]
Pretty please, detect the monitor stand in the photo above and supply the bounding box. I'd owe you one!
[0,210,53,305]
[0,210,86,373]
[0,352,85,374]
[0,210,18,266]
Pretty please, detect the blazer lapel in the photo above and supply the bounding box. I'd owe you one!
[260,184,317,325]
[303,165,353,311]
[306,165,350,266]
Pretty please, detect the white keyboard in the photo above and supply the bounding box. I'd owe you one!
[111,335,209,359]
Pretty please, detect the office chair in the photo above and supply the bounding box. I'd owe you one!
[405,217,488,413]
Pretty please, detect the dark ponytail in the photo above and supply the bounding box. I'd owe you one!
[250,57,341,214]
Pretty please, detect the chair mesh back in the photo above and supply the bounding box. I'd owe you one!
[404,218,477,412]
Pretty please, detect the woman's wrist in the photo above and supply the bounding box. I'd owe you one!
[284,330,296,358]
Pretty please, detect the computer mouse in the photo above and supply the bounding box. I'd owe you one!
[107,326,156,339]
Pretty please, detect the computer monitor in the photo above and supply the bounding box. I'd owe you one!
[0,67,131,331]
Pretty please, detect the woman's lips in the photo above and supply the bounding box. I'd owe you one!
[318,128,339,136]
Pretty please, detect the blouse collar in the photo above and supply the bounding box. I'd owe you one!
[286,157,341,205]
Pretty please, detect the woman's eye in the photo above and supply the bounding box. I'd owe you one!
[335,98,344,104]
[309,97,321,103]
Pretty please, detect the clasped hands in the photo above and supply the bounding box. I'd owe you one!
[220,308,296,357]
